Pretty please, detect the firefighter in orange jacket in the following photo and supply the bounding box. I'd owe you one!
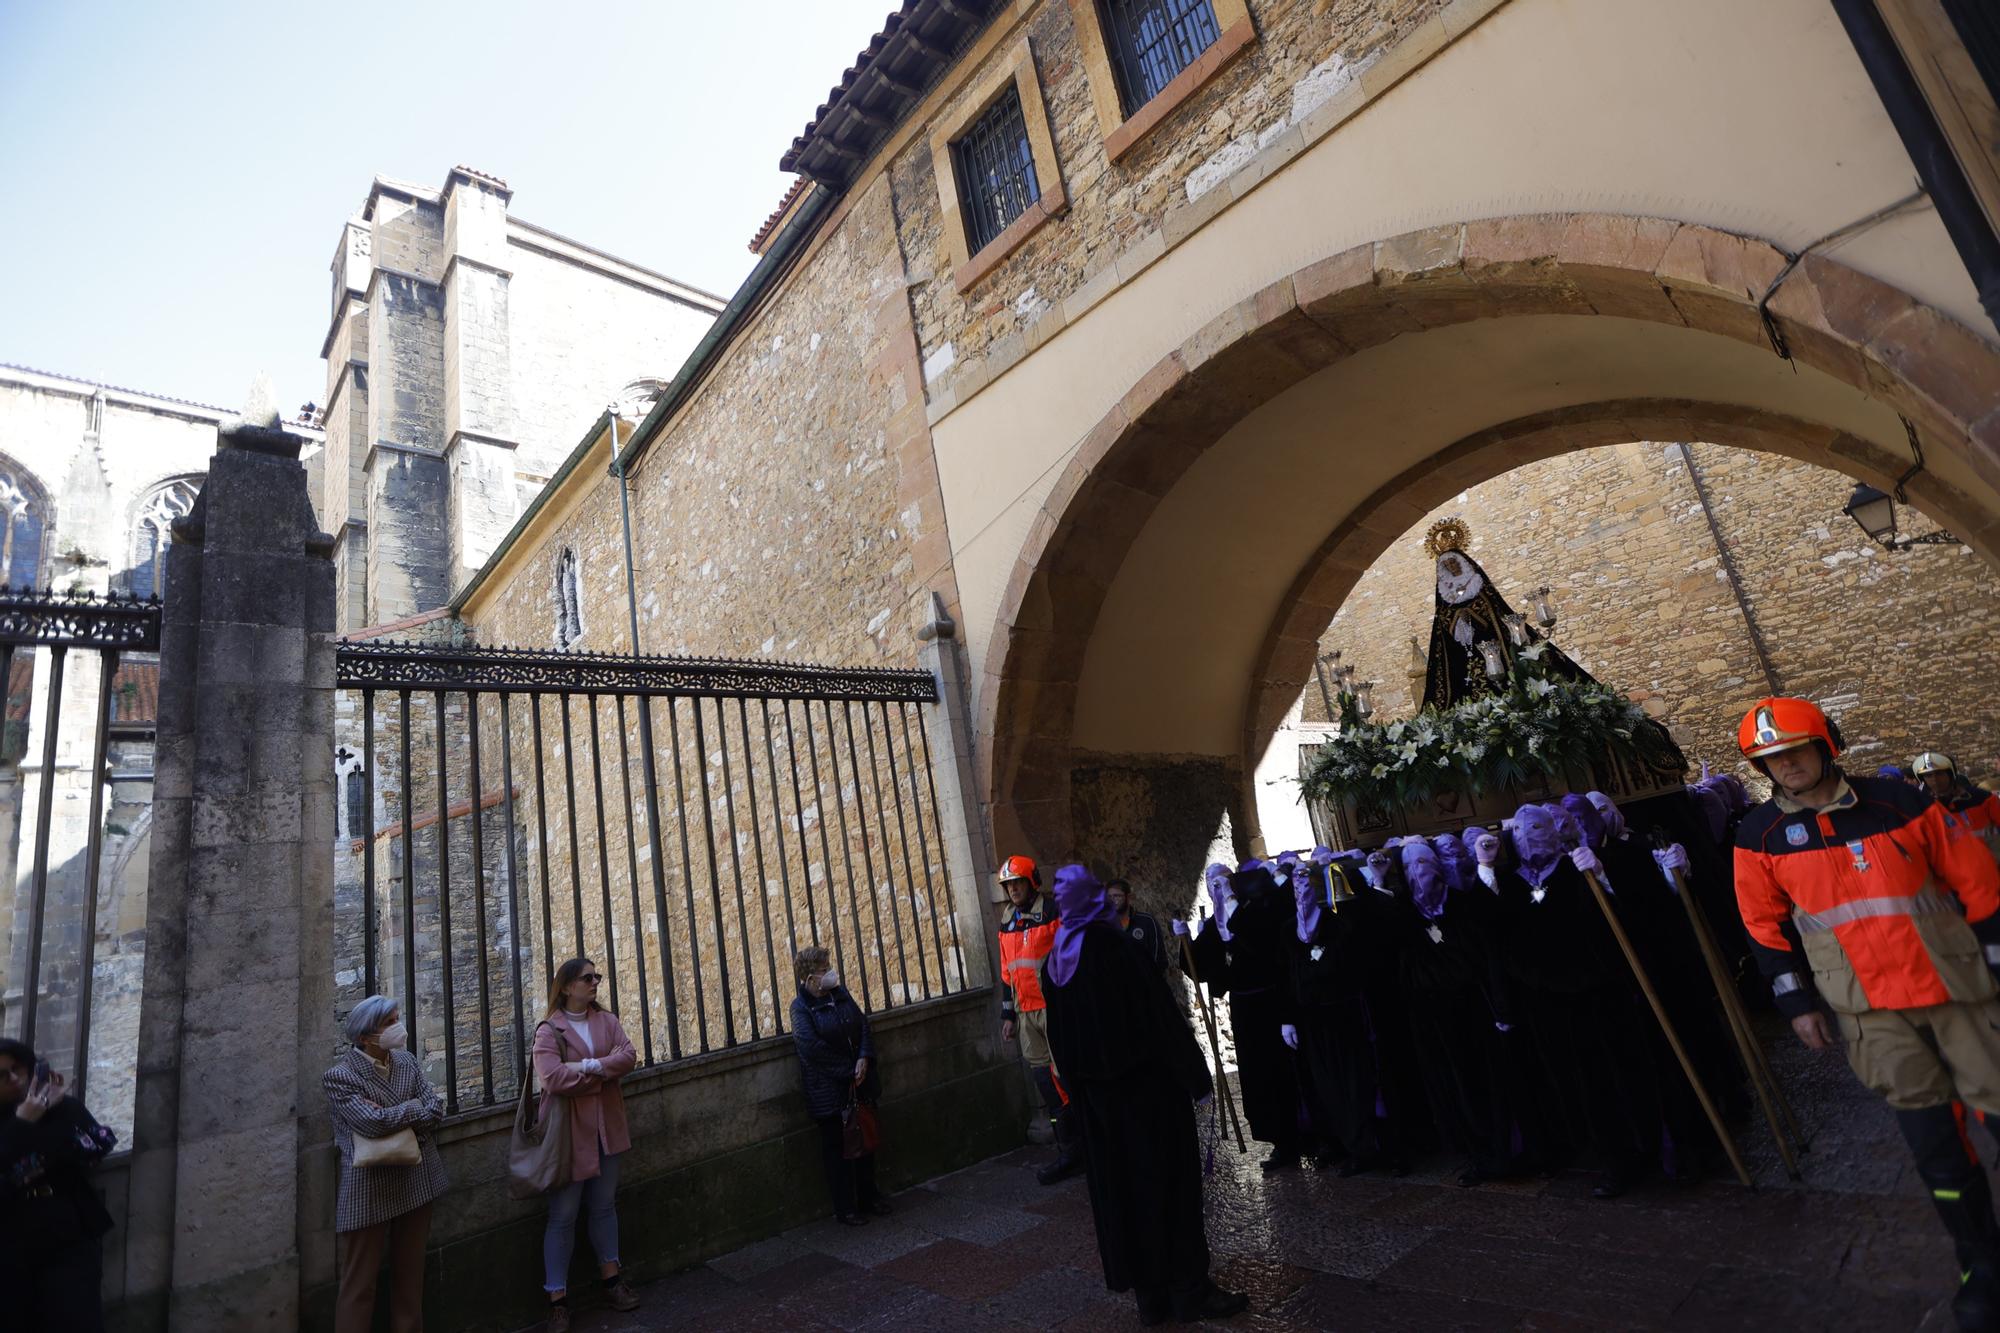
[1736,699,2000,1331]
[996,854,1082,1184]
[1916,752,2000,867]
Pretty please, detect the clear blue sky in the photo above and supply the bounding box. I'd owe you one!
[0,1,898,412]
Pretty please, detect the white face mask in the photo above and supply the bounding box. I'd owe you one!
[375,1021,407,1052]
[820,969,840,992]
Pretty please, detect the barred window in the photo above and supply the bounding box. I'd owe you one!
[1100,0,1222,113]
[951,87,1041,254]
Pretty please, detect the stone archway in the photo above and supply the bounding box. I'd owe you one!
[980,213,2000,864]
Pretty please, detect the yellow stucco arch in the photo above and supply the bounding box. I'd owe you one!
[979,213,2000,863]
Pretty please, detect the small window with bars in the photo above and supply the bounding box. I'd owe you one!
[951,86,1042,255]
[1100,0,1222,114]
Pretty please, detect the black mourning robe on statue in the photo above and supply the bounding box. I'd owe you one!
[1423,546,1592,710]
[1043,924,1214,1300]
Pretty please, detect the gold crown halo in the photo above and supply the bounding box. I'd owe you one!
[1423,517,1472,560]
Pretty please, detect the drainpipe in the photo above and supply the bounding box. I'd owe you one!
[610,407,644,656]
[1829,0,2000,327]
[1676,444,1783,697]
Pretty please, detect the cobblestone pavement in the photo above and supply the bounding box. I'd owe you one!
[540,1020,1980,1331]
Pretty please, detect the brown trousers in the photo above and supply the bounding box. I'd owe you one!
[337,1201,433,1333]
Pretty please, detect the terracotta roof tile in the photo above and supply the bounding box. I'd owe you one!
[749,177,813,254]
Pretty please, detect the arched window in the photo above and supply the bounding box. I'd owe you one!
[0,458,49,590]
[555,547,583,649]
[127,477,200,600]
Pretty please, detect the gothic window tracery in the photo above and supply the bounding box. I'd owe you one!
[555,547,583,649]
[0,460,49,590]
[126,477,199,600]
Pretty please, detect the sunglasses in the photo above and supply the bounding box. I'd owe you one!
[577,973,602,985]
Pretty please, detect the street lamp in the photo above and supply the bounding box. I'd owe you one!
[1842,481,1959,550]
[1531,585,1557,631]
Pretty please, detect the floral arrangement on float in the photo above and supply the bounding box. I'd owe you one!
[1299,517,1683,820]
[1299,639,1680,811]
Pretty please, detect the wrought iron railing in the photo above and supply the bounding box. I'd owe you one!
[1100,0,1222,112]
[0,587,162,1121]
[334,640,965,1115]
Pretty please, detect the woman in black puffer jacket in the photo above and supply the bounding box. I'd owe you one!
[790,946,888,1226]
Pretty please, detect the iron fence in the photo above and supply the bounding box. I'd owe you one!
[334,640,968,1115]
[0,587,161,1119]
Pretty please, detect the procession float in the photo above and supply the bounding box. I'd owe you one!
[1299,518,1689,850]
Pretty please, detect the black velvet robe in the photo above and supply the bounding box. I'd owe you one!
[1393,885,1519,1173]
[1493,860,1659,1168]
[1043,924,1214,1299]
[1291,887,1426,1164]
[1208,887,1305,1150]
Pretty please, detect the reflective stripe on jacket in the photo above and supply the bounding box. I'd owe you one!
[998,905,1059,1015]
[1735,773,2000,1017]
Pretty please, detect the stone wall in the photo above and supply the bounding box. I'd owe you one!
[1303,441,2000,791]
[894,0,1451,398]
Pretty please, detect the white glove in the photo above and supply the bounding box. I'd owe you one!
[1653,844,1689,888]
[1472,833,1500,866]
[581,1057,603,1075]
[1570,846,1605,879]
[1171,918,1189,938]
[1494,1021,1513,1033]
[1476,864,1498,890]
[1280,1023,1299,1050]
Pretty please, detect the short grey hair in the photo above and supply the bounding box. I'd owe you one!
[343,995,397,1045]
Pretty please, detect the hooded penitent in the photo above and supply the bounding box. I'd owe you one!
[1543,802,1585,852]
[1366,844,1400,894]
[1697,772,1751,813]
[1291,856,1324,943]
[1431,833,1473,894]
[1510,803,1565,887]
[1047,864,1118,987]
[1461,824,1497,870]
[1688,785,1729,844]
[1585,790,1628,841]
[1560,792,1608,849]
[1401,839,1449,919]
[1204,862,1236,939]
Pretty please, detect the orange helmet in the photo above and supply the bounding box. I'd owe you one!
[998,854,1040,887]
[1738,697,1844,760]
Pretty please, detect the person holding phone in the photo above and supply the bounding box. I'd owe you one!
[0,1037,119,1331]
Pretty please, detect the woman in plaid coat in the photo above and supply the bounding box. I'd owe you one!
[323,995,448,1333]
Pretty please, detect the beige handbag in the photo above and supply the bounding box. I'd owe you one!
[507,1022,574,1199]
[353,1126,421,1168]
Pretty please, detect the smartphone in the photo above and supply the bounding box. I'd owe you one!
[30,1058,50,1089]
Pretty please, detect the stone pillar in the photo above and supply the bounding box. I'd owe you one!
[441,167,523,590]
[914,592,999,991]
[126,412,337,1327]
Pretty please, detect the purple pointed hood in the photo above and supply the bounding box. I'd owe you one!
[1401,839,1448,920]
[1585,791,1627,841]
[1689,785,1729,844]
[1560,793,1608,849]
[1430,833,1472,894]
[1511,804,1564,887]
[1291,857,1323,943]
[1543,802,1584,852]
[1204,862,1235,940]
[1046,864,1118,988]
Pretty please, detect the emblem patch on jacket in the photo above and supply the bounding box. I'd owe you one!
[1786,824,1809,847]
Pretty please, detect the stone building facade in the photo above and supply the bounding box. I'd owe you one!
[448,0,2000,925]
[0,364,322,1142]
[316,166,725,632]
[1252,439,2000,851]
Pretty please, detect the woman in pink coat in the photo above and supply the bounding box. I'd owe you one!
[532,957,639,1332]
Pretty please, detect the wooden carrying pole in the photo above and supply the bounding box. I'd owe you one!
[1180,925,1247,1153]
[1667,862,1807,1171]
[1581,867,1756,1188]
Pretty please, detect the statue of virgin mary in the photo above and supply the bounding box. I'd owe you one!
[1420,518,1592,710]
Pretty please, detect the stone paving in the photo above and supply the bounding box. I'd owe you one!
[539,1019,1982,1331]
